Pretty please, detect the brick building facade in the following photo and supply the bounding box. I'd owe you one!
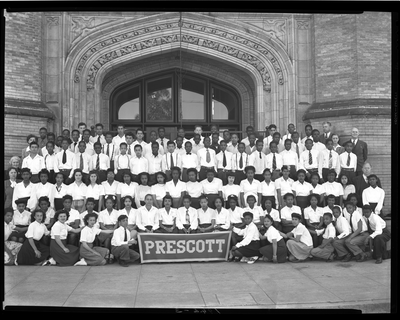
[4,11,392,214]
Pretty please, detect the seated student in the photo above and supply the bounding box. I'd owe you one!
[344,193,363,216]
[338,141,357,185]
[185,168,203,209]
[280,193,302,234]
[322,194,337,214]
[134,172,152,209]
[21,141,45,184]
[265,141,283,182]
[213,196,231,232]
[200,169,223,210]
[229,212,261,264]
[176,195,198,234]
[76,212,114,266]
[111,214,140,267]
[362,204,391,264]
[51,172,68,211]
[331,205,352,261]
[48,209,82,266]
[116,172,138,210]
[310,173,325,206]
[280,138,299,181]
[196,195,216,233]
[86,171,104,212]
[283,212,313,262]
[222,172,242,209]
[340,201,369,262]
[216,140,234,185]
[162,140,181,181]
[98,195,119,261]
[291,169,313,213]
[39,196,55,240]
[121,196,138,241]
[227,195,245,231]
[16,209,50,265]
[263,198,281,231]
[60,194,81,247]
[243,194,265,230]
[90,142,110,183]
[114,143,131,183]
[4,208,23,265]
[79,198,99,230]
[322,169,344,207]
[12,167,36,212]
[151,172,167,209]
[303,194,324,247]
[165,167,187,209]
[362,174,385,217]
[310,212,336,261]
[31,169,54,210]
[341,174,356,202]
[275,165,294,210]
[259,214,287,263]
[9,199,31,243]
[240,166,261,209]
[136,194,159,233]
[67,169,88,214]
[155,195,178,233]
[232,142,250,185]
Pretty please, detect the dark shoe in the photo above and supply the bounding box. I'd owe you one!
[342,253,352,262]
[233,257,241,262]
[119,260,129,267]
[356,252,367,262]
[375,258,383,264]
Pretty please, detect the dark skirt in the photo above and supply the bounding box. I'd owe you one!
[8,224,29,241]
[190,197,201,209]
[261,195,276,210]
[154,224,178,233]
[205,193,219,209]
[16,238,50,265]
[50,238,80,266]
[296,196,309,212]
[54,198,64,211]
[93,199,100,212]
[237,240,261,257]
[196,223,212,233]
[80,242,109,266]
[259,238,287,263]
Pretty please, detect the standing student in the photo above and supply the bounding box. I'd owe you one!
[136,194,159,233]
[85,171,104,212]
[54,136,63,154]
[181,141,199,182]
[227,133,240,154]
[257,169,278,210]
[37,127,48,150]
[22,134,37,160]
[10,199,31,243]
[114,143,131,183]
[347,127,368,177]
[263,124,276,149]
[245,133,257,155]
[70,141,91,184]
[275,166,294,209]
[176,195,198,234]
[250,140,267,183]
[90,123,106,145]
[4,167,21,209]
[123,131,135,157]
[263,198,281,231]
[81,129,95,156]
[299,139,320,182]
[341,174,356,202]
[43,141,57,184]
[291,169,313,213]
[156,126,169,154]
[196,195,216,233]
[197,137,217,182]
[281,139,298,181]
[310,173,325,206]
[165,167,187,208]
[284,212,313,262]
[176,127,190,146]
[222,172,242,209]
[155,195,178,233]
[339,141,357,185]
[216,140,233,185]
[190,134,204,155]
[301,124,313,145]
[331,205,352,260]
[175,136,186,155]
[91,142,110,184]
[279,193,302,234]
[318,138,341,182]
[162,141,181,181]
[16,210,50,265]
[22,141,45,183]
[151,172,168,209]
[258,214,287,263]
[311,129,326,153]
[267,132,285,154]
[200,169,223,210]
[145,130,164,156]
[134,172,152,208]
[112,125,127,152]
[222,130,231,145]
[241,125,255,147]
[12,168,36,211]
[331,134,345,155]
[129,145,148,184]
[54,138,76,185]
[50,172,68,211]
[66,169,88,214]
[208,124,223,143]
[41,132,57,156]
[362,205,391,264]
[145,142,163,186]
[291,132,304,162]
[239,166,261,208]
[362,174,385,216]
[213,196,231,232]
[265,141,283,181]
[4,208,23,265]
[102,132,117,171]
[232,142,250,185]
[132,129,148,154]
[31,169,53,210]
[116,172,138,210]
[229,212,260,264]
[111,214,140,267]
[69,130,80,153]
[310,212,336,261]
[77,122,87,140]
[282,123,296,142]
[322,169,344,206]
[303,194,324,247]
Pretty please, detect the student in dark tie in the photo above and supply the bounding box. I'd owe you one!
[346,128,368,177]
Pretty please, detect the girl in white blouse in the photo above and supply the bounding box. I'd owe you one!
[257,168,278,210]
[10,199,31,243]
[119,196,138,240]
[185,168,203,209]
[155,195,178,233]
[151,172,167,209]
[340,174,356,202]
[86,171,104,212]
[304,193,324,247]
[196,195,216,233]
[67,169,88,213]
[263,198,281,231]
[165,167,186,209]
[101,169,120,210]
[227,195,244,229]
[4,208,23,265]
[275,165,294,210]
[116,172,138,210]
[12,168,36,211]
[222,172,242,209]
[51,172,68,211]
[322,169,344,207]
[176,195,198,234]
[213,196,231,231]
[16,210,50,265]
[310,212,336,261]
[31,169,54,210]
[243,194,264,229]
[259,214,287,263]
[310,173,325,207]
[134,172,152,209]
[200,169,223,210]
[292,169,313,212]
[97,195,119,261]
[240,166,261,209]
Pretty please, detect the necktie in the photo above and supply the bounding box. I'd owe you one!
[259,152,262,159]
[186,209,190,224]
[128,145,131,155]
[223,151,227,167]
[346,153,351,167]
[45,154,48,167]
[206,148,211,163]
[123,227,127,241]
[170,153,174,167]
[308,150,312,165]
[97,136,101,144]
[62,150,67,164]
[106,144,110,158]
[349,214,354,231]
[74,142,77,150]
[96,154,100,170]
[296,144,300,159]
[328,150,333,169]
[80,154,84,170]
[187,153,191,155]
[366,218,373,234]
[272,153,276,170]
[161,139,164,148]
[239,153,243,168]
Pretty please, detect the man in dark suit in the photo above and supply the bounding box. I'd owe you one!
[346,127,368,176]
[353,162,382,205]
[319,121,335,145]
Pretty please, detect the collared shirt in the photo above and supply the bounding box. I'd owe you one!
[180,153,199,170]
[145,153,163,174]
[280,149,299,170]
[69,141,79,154]
[43,152,57,171]
[243,205,264,224]
[197,147,217,170]
[215,150,233,171]
[265,152,283,171]
[65,208,80,225]
[258,181,277,197]
[334,215,352,239]
[343,210,368,233]
[265,225,283,242]
[214,207,231,229]
[81,140,95,156]
[125,143,135,156]
[24,220,49,240]
[5,221,15,241]
[222,184,241,201]
[117,182,138,198]
[312,142,326,153]
[12,182,36,210]
[80,225,102,243]
[32,182,54,209]
[264,208,281,222]
[316,222,336,239]
[89,153,110,171]
[339,152,357,170]
[129,156,148,175]
[282,133,292,142]
[98,208,119,225]
[229,206,244,224]
[362,186,385,214]
[240,179,261,198]
[144,142,165,156]
[111,226,131,246]
[291,180,313,197]
[12,210,31,226]
[233,222,260,248]
[274,177,294,197]
[226,142,239,154]
[51,221,72,240]
[22,154,45,175]
[151,183,167,201]
[136,206,159,230]
[174,146,186,157]
[322,181,344,197]
[51,183,68,201]
[249,151,267,174]
[245,144,257,155]
[66,182,87,201]
[112,135,127,150]
[71,152,91,176]
[318,149,341,177]
[201,178,223,194]
[114,154,131,172]
[156,137,169,154]
[79,210,100,228]
[232,152,251,171]
[304,206,324,223]
[311,183,325,195]
[291,141,305,159]
[241,137,251,147]
[85,183,105,200]
[124,208,137,226]
[176,206,198,230]
[157,208,177,225]
[197,207,217,224]
[363,213,386,239]
[299,149,320,170]
[263,136,273,148]
[186,181,203,198]
[165,180,187,198]
[135,185,152,206]
[162,152,181,171]
[132,141,148,156]
[191,142,204,155]
[292,222,313,247]
[280,205,302,221]
[101,180,120,196]
[44,208,55,225]
[90,134,106,145]
[102,143,117,162]
[264,140,285,155]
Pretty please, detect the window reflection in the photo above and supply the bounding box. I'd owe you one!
[117,86,140,120]
[182,77,205,120]
[211,86,237,121]
[146,77,173,121]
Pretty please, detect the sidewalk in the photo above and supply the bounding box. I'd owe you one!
[4,258,391,312]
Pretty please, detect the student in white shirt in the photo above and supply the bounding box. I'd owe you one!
[155,126,168,154]
[151,172,167,209]
[103,132,117,171]
[230,212,261,264]
[265,141,283,182]
[112,125,127,152]
[311,129,326,153]
[124,132,135,157]
[243,194,265,229]
[222,172,242,209]
[339,141,357,185]
[181,141,200,182]
[9,199,31,243]
[69,130,80,154]
[301,124,313,145]
[263,198,281,231]
[280,193,302,234]
[227,195,244,230]
[136,194,159,232]
[264,132,285,155]
[213,196,231,231]
[200,169,223,210]
[275,166,294,210]
[69,141,91,184]
[4,208,23,265]
[257,168,278,211]
[216,140,234,185]
[90,142,110,183]
[258,214,287,263]
[119,195,138,240]
[299,138,320,182]
[145,142,164,186]
[134,172,152,209]
[318,138,341,182]
[22,141,45,183]
[60,194,81,247]
[43,141,57,184]
[67,169,88,214]
[176,195,198,234]
[262,124,275,152]
[250,140,267,183]
[114,143,131,183]
[101,169,120,203]
[196,195,216,233]
[291,132,305,162]
[79,198,99,229]
[310,212,336,261]
[232,142,251,184]
[322,169,344,207]
[341,174,356,202]
[132,129,148,156]
[165,167,187,209]
[111,214,140,267]
[241,125,254,148]
[291,169,313,212]
[303,194,324,247]
[362,175,385,216]
[98,195,119,255]
[310,173,325,206]
[154,195,178,233]
[245,133,257,155]
[116,172,138,210]
[227,133,239,155]
[284,212,313,262]
[239,166,261,209]
[362,205,391,264]
[282,123,296,143]
[39,197,55,236]
[331,205,352,260]
[174,136,187,157]
[11,168,36,211]
[322,194,336,215]
[162,141,181,181]
[129,145,148,183]
[30,169,54,210]
[85,171,104,212]
[190,134,204,156]
[145,130,165,157]
[90,123,107,145]
[197,137,218,182]
[81,129,95,157]
[280,138,299,181]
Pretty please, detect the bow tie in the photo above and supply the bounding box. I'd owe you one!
[186,153,191,155]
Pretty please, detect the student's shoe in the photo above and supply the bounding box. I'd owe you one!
[228,256,235,262]
[41,259,50,266]
[356,252,367,262]
[74,258,87,266]
[326,253,336,262]
[49,257,57,265]
[119,260,129,267]
[233,257,241,262]
[342,253,352,262]
[375,258,383,264]
[247,256,259,264]
[240,257,249,263]
[262,256,269,262]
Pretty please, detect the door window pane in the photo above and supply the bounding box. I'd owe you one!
[117,85,140,120]
[211,85,238,121]
[181,77,205,120]
[146,77,173,121]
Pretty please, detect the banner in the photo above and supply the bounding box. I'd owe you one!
[137,231,232,264]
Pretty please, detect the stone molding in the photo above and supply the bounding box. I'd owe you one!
[4,98,56,119]
[46,16,59,26]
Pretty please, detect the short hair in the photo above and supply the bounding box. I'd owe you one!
[20,167,32,175]
[281,165,289,172]
[158,126,165,132]
[323,212,333,219]
[227,195,239,203]
[78,122,87,127]
[362,204,372,211]
[83,129,91,135]
[255,139,263,145]
[268,124,277,130]
[345,201,355,208]
[95,123,104,128]
[227,171,236,177]
[284,138,292,144]
[243,211,254,219]
[182,195,192,202]
[162,195,174,207]
[71,129,80,135]
[93,142,102,148]
[105,195,116,204]
[155,171,167,182]
[322,121,332,126]
[194,125,202,130]
[54,209,69,221]
[296,169,307,177]
[61,138,70,144]
[308,193,321,204]
[345,141,353,147]
[332,205,342,215]
[367,174,378,180]
[264,214,274,224]
[117,124,125,128]
[119,142,127,148]
[134,144,142,151]
[325,138,333,145]
[85,197,96,204]
[310,172,320,181]
[305,138,313,144]
[262,168,272,175]
[73,168,84,177]
[118,214,128,222]
[62,194,73,202]
[31,209,46,224]
[272,132,281,138]
[5,207,14,215]
[171,166,182,175]
[206,168,215,175]
[291,212,302,220]
[245,126,254,132]
[326,194,336,200]
[151,141,160,148]
[185,141,193,147]
[238,142,245,148]
[347,193,358,201]
[213,196,224,206]
[38,196,50,205]
[39,169,50,177]
[311,129,320,135]
[283,192,294,200]
[105,131,113,137]
[187,168,198,176]
[248,132,256,138]
[123,195,134,203]
[176,135,184,141]
[244,165,256,173]
[9,156,21,165]
[46,141,55,147]
[327,169,337,177]
[291,131,299,137]
[125,132,134,139]
[136,129,144,135]
[29,141,39,148]
[78,140,86,147]
[39,127,48,132]
[138,172,150,183]
[305,124,313,130]
[167,140,175,146]
[288,123,295,128]
[47,132,56,139]
[84,213,99,226]
[106,168,114,175]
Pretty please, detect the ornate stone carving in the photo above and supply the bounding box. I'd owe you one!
[46,16,59,26]
[71,17,95,40]
[297,20,310,30]
[263,19,286,44]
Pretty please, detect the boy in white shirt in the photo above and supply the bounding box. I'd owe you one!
[103,132,117,171]
[129,145,149,183]
[112,125,127,152]
[181,141,200,182]
[22,141,45,183]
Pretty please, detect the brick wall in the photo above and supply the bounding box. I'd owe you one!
[4,12,43,101]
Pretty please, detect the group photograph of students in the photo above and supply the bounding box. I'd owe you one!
[4,121,390,268]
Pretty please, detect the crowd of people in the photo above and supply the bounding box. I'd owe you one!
[4,122,390,267]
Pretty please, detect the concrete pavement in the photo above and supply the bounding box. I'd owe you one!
[4,257,391,312]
